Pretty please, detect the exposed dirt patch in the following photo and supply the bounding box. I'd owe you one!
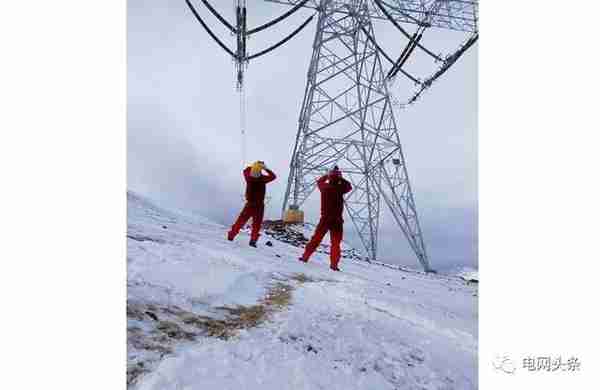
[262,220,309,247]
[290,272,337,285]
[263,282,294,309]
[127,281,296,387]
[156,320,196,341]
[127,361,150,386]
[183,282,293,340]
[262,219,365,261]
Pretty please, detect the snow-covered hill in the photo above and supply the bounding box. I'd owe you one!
[127,191,478,389]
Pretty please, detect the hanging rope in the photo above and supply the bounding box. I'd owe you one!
[239,84,247,168]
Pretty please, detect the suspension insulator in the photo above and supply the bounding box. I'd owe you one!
[236,6,242,60]
[242,7,247,61]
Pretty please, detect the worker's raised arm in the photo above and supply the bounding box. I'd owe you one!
[263,168,277,183]
[341,178,352,194]
[317,174,329,190]
[243,167,252,181]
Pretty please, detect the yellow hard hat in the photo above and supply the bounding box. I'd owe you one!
[250,161,264,177]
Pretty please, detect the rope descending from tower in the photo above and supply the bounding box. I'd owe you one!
[239,82,247,168]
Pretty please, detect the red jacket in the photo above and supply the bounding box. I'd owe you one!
[243,167,276,204]
[317,174,352,219]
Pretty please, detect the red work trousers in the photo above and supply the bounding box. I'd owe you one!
[229,202,264,242]
[301,217,343,268]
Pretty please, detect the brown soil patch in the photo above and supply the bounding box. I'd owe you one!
[127,282,296,386]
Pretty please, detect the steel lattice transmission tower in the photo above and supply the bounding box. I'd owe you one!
[281,1,428,268]
[275,0,478,271]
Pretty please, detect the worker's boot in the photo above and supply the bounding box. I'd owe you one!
[249,240,257,248]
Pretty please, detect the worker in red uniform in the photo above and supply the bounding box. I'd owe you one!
[300,166,352,271]
[228,161,277,247]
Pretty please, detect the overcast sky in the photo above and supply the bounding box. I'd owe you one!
[127,0,478,271]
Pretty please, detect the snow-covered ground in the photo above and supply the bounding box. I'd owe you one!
[448,267,479,283]
[127,191,478,389]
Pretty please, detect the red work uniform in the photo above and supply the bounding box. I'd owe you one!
[228,167,277,242]
[301,174,352,268]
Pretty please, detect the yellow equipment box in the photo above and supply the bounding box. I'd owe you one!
[283,208,304,224]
